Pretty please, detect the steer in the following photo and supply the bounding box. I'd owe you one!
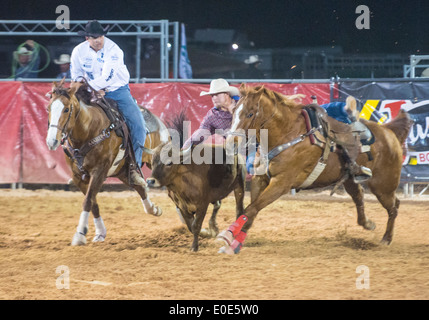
[147,141,246,252]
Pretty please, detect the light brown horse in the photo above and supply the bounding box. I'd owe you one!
[217,84,413,254]
[46,80,165,246]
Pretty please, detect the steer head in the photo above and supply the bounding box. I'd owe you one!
[147,141,191,188]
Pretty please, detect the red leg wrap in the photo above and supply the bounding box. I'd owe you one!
[227,215,248,237]
[230,231,247,254]
[235,230,247,243]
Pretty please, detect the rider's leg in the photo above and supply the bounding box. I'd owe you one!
[343,96,372,181]
[106,85,147,185]
[341,146,372,182]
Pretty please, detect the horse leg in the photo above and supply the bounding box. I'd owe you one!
[71,177,89,245]
[250,174,269,203]
[379,196,400,245]
[234,175,246,218]
[370,188,400,245]
[118,174,162,217]
[217,177,288,254]
[343,179,376,231]
[71,173,106,245]
[200,201,221,238]
[84,174,107,243]
[91,201,107,243]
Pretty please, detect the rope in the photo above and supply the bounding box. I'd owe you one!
[10,41,51,79]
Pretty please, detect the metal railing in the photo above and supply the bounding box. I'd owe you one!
[403,55,429,78]
[0,20,179,81]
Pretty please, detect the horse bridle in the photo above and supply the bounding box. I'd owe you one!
[227,94,276,145]
[48,95,79,143]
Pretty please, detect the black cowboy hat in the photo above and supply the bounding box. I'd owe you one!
[78,20,109,37]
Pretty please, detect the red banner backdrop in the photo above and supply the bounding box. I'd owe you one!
[0,81,330,184]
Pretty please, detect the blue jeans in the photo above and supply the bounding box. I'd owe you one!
[106,85,146,168]
[320,102,351,124]
[246,151,256,175]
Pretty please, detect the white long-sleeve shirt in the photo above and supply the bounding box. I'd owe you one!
[70,37,130,92]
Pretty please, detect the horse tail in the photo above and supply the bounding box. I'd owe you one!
[382,109,413,145]
[166,109,188,148]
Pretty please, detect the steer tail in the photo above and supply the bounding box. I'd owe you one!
[382,109,413,145]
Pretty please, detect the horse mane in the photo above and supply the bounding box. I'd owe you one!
[74,83,93,105]
[382,109,414,145]
[243,85,302,109]
[52,85,70,99]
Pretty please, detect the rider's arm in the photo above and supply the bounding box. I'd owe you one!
[182,111,215,150]
[70,47,85,81]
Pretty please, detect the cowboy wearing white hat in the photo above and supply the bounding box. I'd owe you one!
[13,40,40,79]
[243,55,264,79]
[200,78,240,97]
[244,55,262,65]
[182,79,240,149]
[54,54,71,65]
[54,54,71,79]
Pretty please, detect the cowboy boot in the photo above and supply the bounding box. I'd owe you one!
[345,96,358,122]
[130,168,147,187]
[348,161,372,183]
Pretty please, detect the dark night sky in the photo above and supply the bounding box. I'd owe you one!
[2,0,429,54]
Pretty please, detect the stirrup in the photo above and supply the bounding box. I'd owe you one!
[353,166,372,183]
[130,170,147,187]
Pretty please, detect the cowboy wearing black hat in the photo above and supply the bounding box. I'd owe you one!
[70,20,147,186]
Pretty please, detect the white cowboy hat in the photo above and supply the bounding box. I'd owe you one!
[200,78,240,97]
[54,54,71,65]
[14,46,32,56]
[244,55,262,64]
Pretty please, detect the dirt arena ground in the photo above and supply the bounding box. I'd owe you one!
[0,186,428,300]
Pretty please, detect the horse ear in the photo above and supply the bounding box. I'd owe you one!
[255,85,265,96]
[69,81,82,96]
[239,82,247,95]
[58,77,66,87]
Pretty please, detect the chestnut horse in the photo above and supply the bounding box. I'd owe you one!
[217,85,413,254]
[46,80,167,246]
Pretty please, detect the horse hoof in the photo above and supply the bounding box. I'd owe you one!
[216,230,234,246]
[147,205,162,217]
[218,246,235,255]
[92,234,106,243]
[71,232,87,246]
[200,228,217,238]
[364,220,376,231]
[380,238,392,246]
[151,206,162,217]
